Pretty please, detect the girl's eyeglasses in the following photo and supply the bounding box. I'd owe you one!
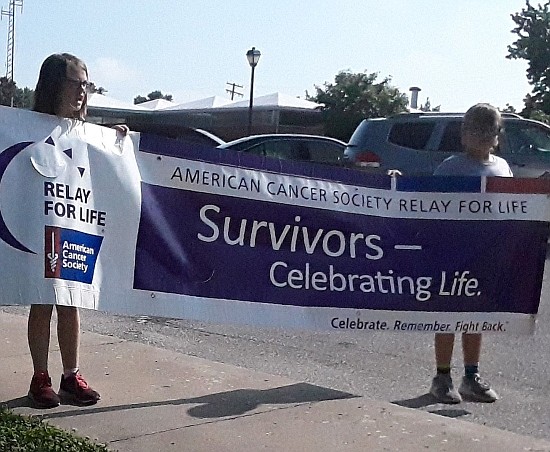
[65,77,94,93]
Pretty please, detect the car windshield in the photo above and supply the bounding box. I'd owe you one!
[504,122,550,154]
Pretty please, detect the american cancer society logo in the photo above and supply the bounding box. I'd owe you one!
[45,226,102,284]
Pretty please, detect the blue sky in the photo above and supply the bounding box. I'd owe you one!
[3,0,533,111]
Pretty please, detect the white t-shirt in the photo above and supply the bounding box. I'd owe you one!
[433,154,513,177]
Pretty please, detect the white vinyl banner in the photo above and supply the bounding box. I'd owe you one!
[1,106,549,334]
[0,108,141,308]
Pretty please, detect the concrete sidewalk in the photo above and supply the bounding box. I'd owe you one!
[1,311,549,452]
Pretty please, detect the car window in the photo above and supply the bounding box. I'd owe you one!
[438,121,463,153]
[308,140,343,163]
[240,142,267,156]
[388,122,435,150]
[503,122,550,155]
[263,140,297,159]
[236,138,343,164]
[228,139,261,152]
[239,140,297,159]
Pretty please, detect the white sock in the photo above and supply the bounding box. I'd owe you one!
[63,368,79,378]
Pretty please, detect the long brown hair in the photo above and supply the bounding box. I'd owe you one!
[33,53,88,120]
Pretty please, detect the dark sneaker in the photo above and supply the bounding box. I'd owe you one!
[458,374,498,402]
[430,373,462,404]
[28,371,60,409]
[59,372,100,406]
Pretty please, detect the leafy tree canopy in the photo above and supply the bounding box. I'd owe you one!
[420,97,441,112]
[14,86,34,109]
[507,0,550,116]
[0,77,16,107]
[134,90,173,104]
[0,77,34,109]
[307,70,408,141]
[133,95,147,104]
[87,82,108,95]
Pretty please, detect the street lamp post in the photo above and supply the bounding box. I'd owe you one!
[246,47,261,136]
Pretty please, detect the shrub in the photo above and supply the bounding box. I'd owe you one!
[0,407,110,452]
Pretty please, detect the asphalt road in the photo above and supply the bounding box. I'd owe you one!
[3,250,550,441]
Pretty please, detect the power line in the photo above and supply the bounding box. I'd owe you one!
[226,82,243,100]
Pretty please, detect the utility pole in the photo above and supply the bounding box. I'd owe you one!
[225,82,243,100]
[1,0,23,107]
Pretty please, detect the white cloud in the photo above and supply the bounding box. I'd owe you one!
[91,57,140,84]
[89,57,143,101]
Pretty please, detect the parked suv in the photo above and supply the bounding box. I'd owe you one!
[344,112,550,177]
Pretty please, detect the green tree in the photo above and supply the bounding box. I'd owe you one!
[14,86,34,109]
[134,90,173,104]
[86,82,108,95]
[522,93,550,123]
[133,94,147,104]
[420,97,441,112]
[0,77,16,106]
[307,70,408,141]
[0,77,34,109]
[507,1,550,115]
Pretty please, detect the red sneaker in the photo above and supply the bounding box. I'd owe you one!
[28,371,60,409]
[59,372,100,406]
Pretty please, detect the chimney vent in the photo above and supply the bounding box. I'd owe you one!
[409,87,421,110]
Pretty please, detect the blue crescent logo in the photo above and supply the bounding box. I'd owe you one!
[0,141,35,254]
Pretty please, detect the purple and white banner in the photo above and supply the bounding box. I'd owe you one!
[1,106,549,334]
